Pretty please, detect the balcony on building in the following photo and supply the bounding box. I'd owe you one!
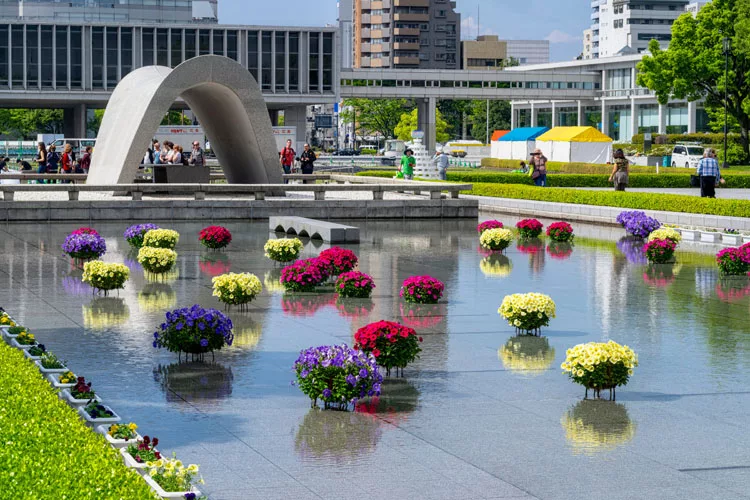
[394,0,430,6]
[393,13,429,22]
[393,42,419,51]
[394,26,420,36]
[393,55,419,65]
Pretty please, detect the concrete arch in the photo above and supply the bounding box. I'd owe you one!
[88,55,282,185]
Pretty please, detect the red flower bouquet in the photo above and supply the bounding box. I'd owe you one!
[477,220,504,234]
[199,226,232,250]
[354,320,423,376]
[400,275,445,304]
[546,222,574,242]
[319,247,359,275]
[516,219,544,239]
[71,227,100,236]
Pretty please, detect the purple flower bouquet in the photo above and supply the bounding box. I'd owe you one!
[616,211,661,239]
[62,232,107,260]
[124,223,159,248]
[153,305,234,359]
[293,344,382,410]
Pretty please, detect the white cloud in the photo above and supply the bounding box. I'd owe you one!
[461,16,496,40]
[545,30,582,44]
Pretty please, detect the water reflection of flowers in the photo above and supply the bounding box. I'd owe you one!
[153,362,234,405]
[62,275,93,296]
[547,242,574,261]
[561,400,636,455]
[82,297,130,330]
[336,298,375,319]
[715,280,750,303]
[137,283,177,313]
[398,303,446,330]
[263,270,286,294]
[231,318,263,349]
[355,378,419,425]
[642,265,678,288]
[480,254,512,277]
[281,294,337,317]
[498,335,556,376]
[516,239,544,255]
[145,268,179,284]
[617,237,648,265]
[199,253,231,277]
[294,408,383,463]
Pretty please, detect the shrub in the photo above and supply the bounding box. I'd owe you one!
[644,238,677,264]
[0,343,154,498]
[211,273,262,306]
[82,261,130,294]
[264,238,304,263]
[716,247,750,276]
[479,159,658,174]
[137,247,177,274]
[561,341,638,400]
[617,211,661,238]
[480,228,514,251]
[153,305,234,357]
[354,321,423,377]
[360,148,377,155]
[62,232,107,260]
[516,219,543,238]
[477,220,503,234]
[400,276,445,304]
[280,258,330,292]
[293,344,382,410]
[547,222,574,242]
[199,225,232,250]
[631,132,741,145]
[318,247,359,275]
[142,229,180,249]
[123,223,159,248]
[499,293,556,335]
[335,271,375,298]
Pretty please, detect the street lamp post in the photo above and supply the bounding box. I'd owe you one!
[722,37,731,169]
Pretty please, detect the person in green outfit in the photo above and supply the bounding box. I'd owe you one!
[400,149,416,180]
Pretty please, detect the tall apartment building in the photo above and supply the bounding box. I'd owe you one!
[590,0,688,59]
[350,0,461,69]
[582,29,594,59]
[0,0,218,24]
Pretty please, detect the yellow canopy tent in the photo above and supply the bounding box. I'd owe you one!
[535,127,613,164]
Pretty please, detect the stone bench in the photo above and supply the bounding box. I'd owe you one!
[269,216,360,243]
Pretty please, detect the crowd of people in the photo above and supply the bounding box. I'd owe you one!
[143,140,207,167]
[0,142,93,184]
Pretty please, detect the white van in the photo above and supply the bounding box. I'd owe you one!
[671,144,704,168]
[49,138,96,159]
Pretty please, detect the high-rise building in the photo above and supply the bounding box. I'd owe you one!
[592,0,688,59]
[350,0,460,69]
[0,0,218,24]
[582,29,594,59]
[339,0,354,68]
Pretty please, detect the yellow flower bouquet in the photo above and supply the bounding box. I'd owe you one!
[138,247,177,274]
[647,227,681,244]
[82,261,130,295]
[480,228,514,252]
[561,340,638,400]
[0,312,16,327]
[498,292,556,335]
[142,229,180,249]
[264,238,303,263]
[212,272,263,307]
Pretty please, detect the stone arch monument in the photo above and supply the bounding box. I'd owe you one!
[88,55,282,185]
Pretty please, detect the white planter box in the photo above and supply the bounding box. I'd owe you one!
[142,473,201,499]
[97,425,142,449]
[48,373,76,389]
[700,231,722,243]
[119,446,155,470]
[744,236,750,244]
[10,338,36,350]
[680,229,699,241]
[60,388,101,406]
[23,348,45,361]
[77,404,120,424]
[36,361,68,374]
[722,234,744,246]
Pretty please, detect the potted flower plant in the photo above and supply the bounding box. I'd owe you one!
[354,321,423,377]
[82,261,130,296]
[98,422,141,448]
[644,238,677,264]
[318,247,359,275]
[199,225,232,250]
[561,340,638,400]
[49,370,76,389]
[24,343,46,360]
[616,211,661,239]
[211,273,262,309]
[716,247,750,277]
[280,258,330,292]
[61,231,107,261]
[4,324,24,339]
[36,351,67,374]
[477,220,503,234]
[137,247,178,275]
[60,376,101,406]
[400,275,444,304]
[121,435,161,470]
[264,238,304,263]
[78,401,120,424]
[10,330,37,350]
[479,228,514,252]
[0,312,17,333]
[516,219,544,239]
[498,292,556,336]
[142,229,180,249]
[124,223,160,248]
[722,229,743,246]
[293,344,382,410]
[700,227,721,243]
[546,222,574,242]
[335,271,375,298]
[142,456,203,499]
[647,227,681,244]
[153,305,234,360]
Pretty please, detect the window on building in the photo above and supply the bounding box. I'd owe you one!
[261,31,272,91]
[289,32,299,92]
[156,28,168,66]
[185,29,196,60]
[55,27,67,88]
[227,31,237,61]
[247,31,258,81]
[171,29,183,67]
[143,28,155,66]
[199,29,210,56]
[106,27,118,88]
[309,32,320,92]
[323,32,333,92]
[27,25,39,88]
[91,27,104,89]
[0,25,8,88]
[121,28,132,79]
[41,26,52,88]
[275,32,286,92]
[70,26,82,89]
[213,30,224,56]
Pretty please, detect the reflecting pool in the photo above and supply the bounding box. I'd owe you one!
[2,218,750,500]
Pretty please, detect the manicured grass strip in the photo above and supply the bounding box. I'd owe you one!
[465,183,750,218]
[0,342,155,499]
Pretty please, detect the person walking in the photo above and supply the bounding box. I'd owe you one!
[35,142,48,184]
[299,144,317,175]
[609,148,630,191]
[433,148,449,181]
[400,149,416,180]
[79,146,92,174]
[60,144,74,183]
[189,141,206,167]
[697,148,723,198]
[279,139,296,183]
[529,148,548,187]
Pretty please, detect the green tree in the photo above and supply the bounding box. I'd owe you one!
[636,0,750,157]
[393,108,450,143]
[0,109,64,138]
[340,98,412,142]
[438,100,473,140]
[468,100,512,142]
[160,111,192,126]
[87,109,106,136]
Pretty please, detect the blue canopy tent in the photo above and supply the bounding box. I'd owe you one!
[491,127,550,160]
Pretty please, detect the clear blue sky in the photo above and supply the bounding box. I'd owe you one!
[220,0,590,62]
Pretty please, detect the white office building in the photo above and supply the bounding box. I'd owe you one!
[506,40,550,65]
[589,0,688,59]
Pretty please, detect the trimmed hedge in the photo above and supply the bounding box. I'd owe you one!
[0,342,155,498]
[631,132,741,145]
[465,183,750,218]
[480,158,661,174]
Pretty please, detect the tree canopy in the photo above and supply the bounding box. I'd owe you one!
[0,109,64,139]
[340,98,411,142]
[394,108,450,143]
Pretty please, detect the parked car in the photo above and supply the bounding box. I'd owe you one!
[333,149,361,156]
[671,144,704,168]
[450,150,467,158]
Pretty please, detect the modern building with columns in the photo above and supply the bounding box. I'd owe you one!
[508,54,709,143]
